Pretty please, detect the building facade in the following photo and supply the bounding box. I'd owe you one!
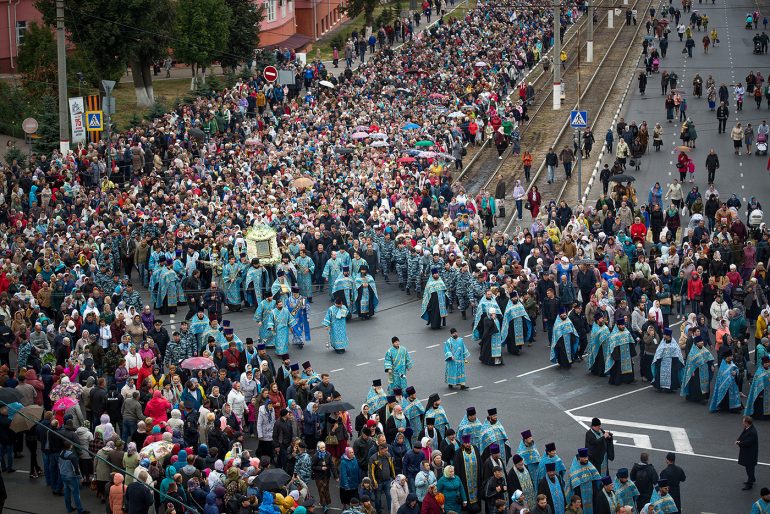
[0,0,44,73]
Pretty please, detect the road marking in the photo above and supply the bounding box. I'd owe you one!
[613,441,770,467]
[330,368,345,373]
[445,391,458,396]
[570,414,694,454]
[408,350,417,354]
[470,386,483,390]
[426,344,440,349]
[494,379,508,384]
[611,431,653,448]
[566,385,652,412]
[356,362,370,366]
[517,363,557,377]
[377,357,385,361]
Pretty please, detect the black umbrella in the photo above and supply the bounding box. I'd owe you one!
[574,259,598,265]
[315,401,356,415]
[188,128,206,141]
[254,468,291,490]
[334,147,354,154]
[610,174,636,183]
[0,387,22,404]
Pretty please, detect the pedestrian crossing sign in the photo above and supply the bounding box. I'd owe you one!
[570,110,588,128]
[86,110,103,132]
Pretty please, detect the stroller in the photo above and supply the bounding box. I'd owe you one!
[651,57,660,72]
[755,39,763,54]
[749,210,764,240]
[757,132,768,155]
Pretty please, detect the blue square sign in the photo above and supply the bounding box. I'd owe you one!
[570,110,588,128]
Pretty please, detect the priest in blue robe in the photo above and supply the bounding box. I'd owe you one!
[652,328,684,393]
[681,336,715,403]
[551,308,579,369]
[587,312,611,376]
[501,292,532,355]
[421,268,448,329]
[605,319,637,385]
[564,448,601,514]
[709,349,742,412]
[444,328,470,389]
[323,297,349,353]
[354,266,379,319]
[745,355,770,419]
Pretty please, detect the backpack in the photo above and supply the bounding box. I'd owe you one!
[183,412,199,442]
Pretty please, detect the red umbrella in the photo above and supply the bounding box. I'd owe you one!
[180,357,216,370]
[397,157,416,163]
[53,397,78,412]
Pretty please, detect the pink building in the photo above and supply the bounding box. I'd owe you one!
[294,0,346,42]
[0,0,44,73]
[259,0,312,50]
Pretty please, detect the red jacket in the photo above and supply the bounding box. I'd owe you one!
[421,493,442,514]
[630,222,648,243]
[687,275,704,300]
[144,391,171,423]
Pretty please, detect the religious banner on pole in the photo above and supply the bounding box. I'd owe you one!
[68,97,86,144]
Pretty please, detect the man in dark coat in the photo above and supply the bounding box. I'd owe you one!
[584,417,614,475]
[125,472,155,514]
[593,475,617,514]
[630,452,658,509]
[737,415,759,490]
[659,452,686,511]
[453,435,483,512]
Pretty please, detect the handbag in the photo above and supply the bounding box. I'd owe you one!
[525,201,531,210]
[325,434,339,446]
[659,297,672,306]
[673,294,682,302]
[128,367,139,376]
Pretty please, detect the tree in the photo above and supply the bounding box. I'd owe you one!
[36,0,173,107]
[341,0,379,29]
[34,95,60,153]
[220,0,264,71]
[174,0,232,89]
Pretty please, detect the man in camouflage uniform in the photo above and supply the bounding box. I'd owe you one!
[455,262,475,319]
[439,261,458,312]
[378,231,395,282]
[122,283,143,311]
[164,331,187,369]
[469,272,489,320]
[394,237,409,290]
[178,321,198,360]
[419,247,433,293]
[406,245,423,295]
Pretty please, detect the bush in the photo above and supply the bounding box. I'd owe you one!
[4,146,27,168]
[145,98,168,120]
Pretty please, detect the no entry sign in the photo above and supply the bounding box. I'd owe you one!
[263,65,278,82]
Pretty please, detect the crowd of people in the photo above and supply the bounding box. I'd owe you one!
[0,0,768,513]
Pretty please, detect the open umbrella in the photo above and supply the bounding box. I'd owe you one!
[402,123,421,130]
[370,133,388,140]
[448,111,465,118]
[370,141,389,148]
[0,388,21,404]
[53,396,78,413]
[319,80,335,89]
[397,157,416,163]
[354,125,370,132]
[404,149,422,156]
[418,151,437,158]
[436,153,455,160]
[610,174,636,183]
[180,357,215,371]
[245,138,265,147]
[475,61,488,67]
[188,128,206,141]
[10,404,43,432]
[415,140,435,147]
[292,177,315,189]
[395,88,412,94]
[254,468,291,490]
[139,441,175,462]
[315,401,356,415]
[334,147,354,154]
[429,93,447,100]
[574,259,599,266]
[351,132,369,139]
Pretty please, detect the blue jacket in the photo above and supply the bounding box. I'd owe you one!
[401,449,424,479]
[340,455,361,489]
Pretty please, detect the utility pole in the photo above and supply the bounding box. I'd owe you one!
[56,0,70,153]
[102,80,116,190]
[586,0,594,62]
[553,2,561,110]
[576,41,582,204]
[608,6,614,28]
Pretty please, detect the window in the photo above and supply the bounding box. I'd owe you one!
[289,0,293,12]
[281,0,286,18]
[15,21,26,46]
[265,0,276,22]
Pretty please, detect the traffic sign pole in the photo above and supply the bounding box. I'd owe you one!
[263,65,278,82]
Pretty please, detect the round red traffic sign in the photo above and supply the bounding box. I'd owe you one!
[21,117,38,134]
[263,65,278,82]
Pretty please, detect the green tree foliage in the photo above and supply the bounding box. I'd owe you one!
[174,0,232,86]
[16,22,56,75]
[36,0,173,106]
[33,95,60,153]
[341,0,379,27]
[221,0,264,71]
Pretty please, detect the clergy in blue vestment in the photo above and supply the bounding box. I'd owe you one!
[473,291,498,340]
[681,337,715,403]
[613,468,640,514]
[322,252,343,300]
[536,442,566,484]
[444,328,470,388]
[294,249,316,301]
[479,307,503,366]
[189,308,210,347]
[149,255,166,306]
[745,356,770,419]
[266,298,297,355]
[222,255,244,311]
[751,488,770,514]
[709,350,742,412]
[403,386,425,440]
[605,319,637,385]
[422,269,448,329]
[508,454,537,509]
[243,259,268,307]
[287,287,310,347]
[479,408,508,458]
[385,336,413,394]
[564,449,601,514]
[649,480,678,513]
[457,406,484,448]
[323,297,349,353]
[425,393,450,438]
[455,435,483,512]
[366,378,388,412]
[516,430,541,478]
[156,260,182,315]
[550,308,579,368]
[501,292,532,355]
[354,266,379,319]
[586,312,611,376]
[652,328,685,393]
[537,461,566,514]
[254,291,276,347]
[271,269,293,303]
[221,327,244,351]
[332,267,355,317]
